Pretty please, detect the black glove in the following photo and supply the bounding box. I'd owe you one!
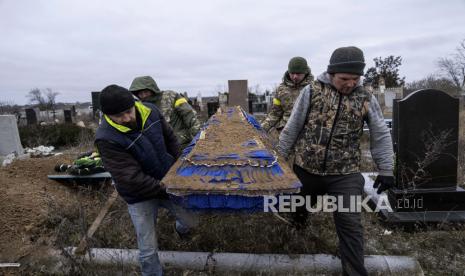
[373,175,395,194]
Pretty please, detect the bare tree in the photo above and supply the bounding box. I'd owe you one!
[45,88,60,119]
[248,84,262,95]
[26,88,60,121]
[405,74,460,96]
[437,39,465,91]
[27,88,47,110]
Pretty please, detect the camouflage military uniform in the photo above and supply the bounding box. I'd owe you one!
[261,72,313,133]
[129,76,201,148]
[145,91,200,147]
[294,80,371,175]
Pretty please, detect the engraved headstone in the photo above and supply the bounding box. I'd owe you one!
[386,89,465,222]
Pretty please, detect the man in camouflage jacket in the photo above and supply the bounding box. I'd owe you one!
[129,76,201,148]
[261,57,314,133]
[278,47,394,276]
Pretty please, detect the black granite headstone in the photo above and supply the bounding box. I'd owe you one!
[25,108,37,125]
[64,110,72,123]
[207,101,219,118]
[385,89,465,222]
[393,89,458,190]
[91,91,101,118]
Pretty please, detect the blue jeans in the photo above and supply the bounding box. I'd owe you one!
[127,199,197,276]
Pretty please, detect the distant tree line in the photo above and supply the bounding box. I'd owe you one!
[0,101,20,115]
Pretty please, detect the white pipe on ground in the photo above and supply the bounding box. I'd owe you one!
[64,247,424,275]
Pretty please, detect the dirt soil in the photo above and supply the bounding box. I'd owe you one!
[164,106,300,195]
[0,154,72,262]
[0,152,115,275]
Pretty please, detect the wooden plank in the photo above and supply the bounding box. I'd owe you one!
[75,189,118,255]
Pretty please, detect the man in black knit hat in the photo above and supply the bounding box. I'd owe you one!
[95,85,197,276]
[278,46,394,276]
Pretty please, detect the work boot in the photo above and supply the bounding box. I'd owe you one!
[175,221,192,241]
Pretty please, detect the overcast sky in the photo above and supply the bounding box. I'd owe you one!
[1,0,464,105]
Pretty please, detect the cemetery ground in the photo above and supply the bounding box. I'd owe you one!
[1,135,465,275]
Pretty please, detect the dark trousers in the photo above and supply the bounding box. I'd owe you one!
[293,165,368,276]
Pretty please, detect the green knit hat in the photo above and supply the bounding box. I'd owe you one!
[129,76,161,94]
[288,57,309,74]
[327,46,366,76]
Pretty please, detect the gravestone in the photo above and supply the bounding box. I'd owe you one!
[25,108,37,125]
[218,92,228,108]
[0,115,24,156]
[228,80,248,112]
[385,89,465,222]
[207,101,219,118]
[71,105,77,117]
[64,110,73,123]
[384,89,402,112]
[91,91,101,118]
[393,90,458,189]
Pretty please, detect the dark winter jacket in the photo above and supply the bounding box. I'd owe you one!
[95,101,181,204]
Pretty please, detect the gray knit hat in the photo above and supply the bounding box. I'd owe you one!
[100,85,135,115]
[288,57,309,74]
[327,46,366,76]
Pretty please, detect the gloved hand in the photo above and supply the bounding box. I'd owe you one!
[373,175,395,194]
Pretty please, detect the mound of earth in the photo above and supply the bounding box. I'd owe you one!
[0,152,90,265]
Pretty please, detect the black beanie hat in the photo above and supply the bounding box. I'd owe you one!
[327,46,366,76]
[99,84,135,115]
[288,57,309,74]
